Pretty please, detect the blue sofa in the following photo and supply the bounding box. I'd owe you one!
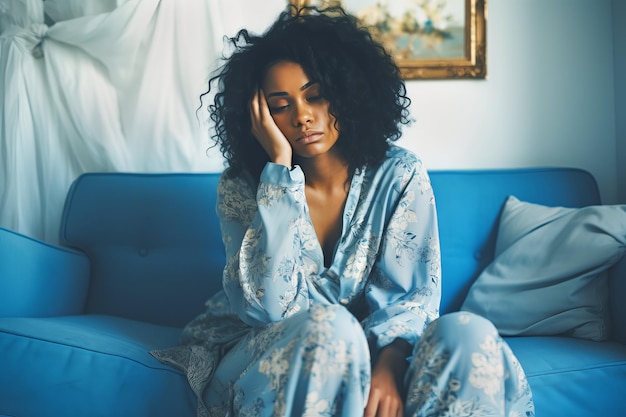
[0,168,624,417]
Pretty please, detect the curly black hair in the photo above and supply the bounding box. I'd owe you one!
[206,5,411,180]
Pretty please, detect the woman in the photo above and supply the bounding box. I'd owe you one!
[153,6,534,417]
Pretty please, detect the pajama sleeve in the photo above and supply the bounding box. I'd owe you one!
[216,163,322,327]
[361,157,442,355]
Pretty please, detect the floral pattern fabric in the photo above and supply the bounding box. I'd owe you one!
[152,145,534,416]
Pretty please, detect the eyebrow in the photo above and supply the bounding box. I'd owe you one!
[266,80,318,98]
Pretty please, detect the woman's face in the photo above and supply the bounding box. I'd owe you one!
[261,61,340,160]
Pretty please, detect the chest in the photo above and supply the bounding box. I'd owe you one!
[305,187,347,267]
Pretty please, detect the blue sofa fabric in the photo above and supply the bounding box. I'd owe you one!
[0,168,624,417]
[0,315,195,416]
[0,228,89,318]
[61,173,225,327]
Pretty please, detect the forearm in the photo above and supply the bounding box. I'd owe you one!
[219,164,318,325]
[363,158,441,351]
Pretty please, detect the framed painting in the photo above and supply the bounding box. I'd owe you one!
[289,0,487,80]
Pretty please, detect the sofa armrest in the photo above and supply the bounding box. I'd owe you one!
[609,255,626,344]
[0,227,90,317]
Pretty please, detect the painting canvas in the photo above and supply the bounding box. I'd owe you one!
[290,0,487,80]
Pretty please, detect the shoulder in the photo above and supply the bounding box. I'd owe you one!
[384,145,421,169]
[217,168,259,207]
[218,168,255,195]
[375,145,433,196]
[381,145,428,179]
[217,168,257,223]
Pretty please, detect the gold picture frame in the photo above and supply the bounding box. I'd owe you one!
[289,0,487,80]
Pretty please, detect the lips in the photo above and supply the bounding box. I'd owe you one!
[295,131,323,143]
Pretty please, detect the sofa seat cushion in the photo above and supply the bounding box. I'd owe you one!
[0,315,196,417]
[507,336,626,416]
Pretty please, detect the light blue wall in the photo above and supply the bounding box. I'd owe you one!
[613,0,626,203]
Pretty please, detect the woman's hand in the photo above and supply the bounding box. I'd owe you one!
[249,89,292,167]
[364,339,411,417]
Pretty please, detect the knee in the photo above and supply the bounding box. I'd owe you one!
[306,303,364,338]
[300,304,369,350]
[425,311,499,348]
[293,303,370,368]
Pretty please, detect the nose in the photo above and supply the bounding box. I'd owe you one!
[293,101,313,126]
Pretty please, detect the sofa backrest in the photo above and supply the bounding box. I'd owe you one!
[429,167,601,314]
[60,173,224,327]
[60,168,603,326]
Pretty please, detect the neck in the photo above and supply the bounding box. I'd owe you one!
[297,151,349,191]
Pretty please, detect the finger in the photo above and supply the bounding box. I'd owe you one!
[250,90,265,139]
[387,395,402,417]
[364,390,380,417]
[377,397,391,417]
[258,89,272,120]
[377,395,403,417]
[249,90,259,123]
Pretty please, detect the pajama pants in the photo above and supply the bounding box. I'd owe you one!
[203,304,535,417]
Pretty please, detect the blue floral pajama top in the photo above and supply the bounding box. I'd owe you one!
[218,144,441,348]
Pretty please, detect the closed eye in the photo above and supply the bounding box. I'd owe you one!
[269,104,289,114]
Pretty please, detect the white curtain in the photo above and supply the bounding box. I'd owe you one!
[0,0,226,243]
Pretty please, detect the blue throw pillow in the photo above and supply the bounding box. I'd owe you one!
[461,196,626,341]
